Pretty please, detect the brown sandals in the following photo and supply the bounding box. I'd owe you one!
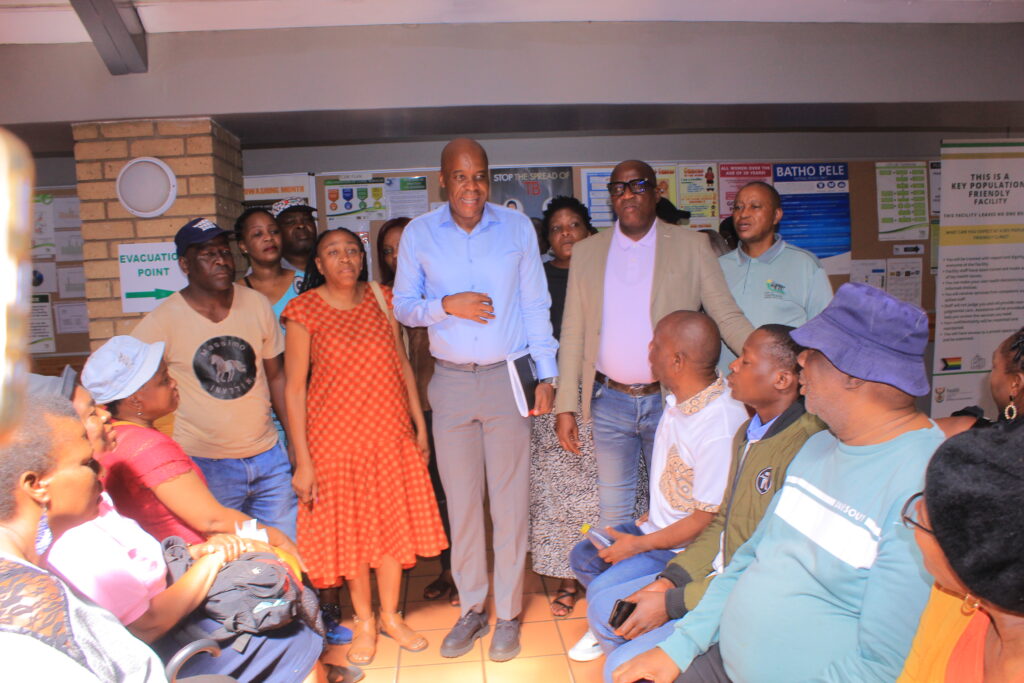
[379,610,428,652]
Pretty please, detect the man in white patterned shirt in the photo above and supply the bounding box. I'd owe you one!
[568,311,748,662]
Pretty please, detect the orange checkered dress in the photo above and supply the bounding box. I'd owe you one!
[282,285,447,588]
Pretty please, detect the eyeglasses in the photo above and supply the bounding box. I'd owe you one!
[900,491,933,535]
[607,178,654,197]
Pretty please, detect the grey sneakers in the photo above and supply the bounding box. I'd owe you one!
[440,610,490,658]
[439,612,522,662]
[488,618,522,662]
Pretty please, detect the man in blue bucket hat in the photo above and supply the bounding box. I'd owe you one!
[613,283,944,683]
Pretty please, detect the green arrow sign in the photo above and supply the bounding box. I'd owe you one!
[126,289,175,300]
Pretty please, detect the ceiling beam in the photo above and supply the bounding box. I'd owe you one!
[69,0,147,75]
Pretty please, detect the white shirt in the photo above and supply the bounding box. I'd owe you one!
[639,379,749,551]
[596,221,657,384]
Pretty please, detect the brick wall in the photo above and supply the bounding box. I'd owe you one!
[73,117,243,349]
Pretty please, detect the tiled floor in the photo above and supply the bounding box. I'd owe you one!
[321,556,606,683]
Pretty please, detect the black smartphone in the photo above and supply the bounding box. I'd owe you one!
[607,598,637,629]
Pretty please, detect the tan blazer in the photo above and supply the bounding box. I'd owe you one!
[555,219,754,418]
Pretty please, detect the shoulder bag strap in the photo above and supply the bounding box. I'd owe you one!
[367,281,408,354]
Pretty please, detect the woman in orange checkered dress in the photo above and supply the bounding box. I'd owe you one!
[283,228,447,666]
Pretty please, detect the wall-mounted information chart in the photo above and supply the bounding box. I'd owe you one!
[877,162,929,241]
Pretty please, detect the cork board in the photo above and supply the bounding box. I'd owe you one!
[314,170,443,283]
[847,160,937,328]
[30,186,90,368]
[308,160,938,334]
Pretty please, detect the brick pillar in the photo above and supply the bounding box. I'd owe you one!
[73,118,243,349]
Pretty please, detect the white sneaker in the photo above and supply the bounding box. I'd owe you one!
[568,629,604,662]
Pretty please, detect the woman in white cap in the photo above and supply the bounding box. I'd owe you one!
[80,335,300,562]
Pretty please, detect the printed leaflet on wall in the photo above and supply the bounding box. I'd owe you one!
[931,139,1024,417]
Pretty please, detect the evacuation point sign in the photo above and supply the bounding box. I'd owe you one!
[118,242,188,313]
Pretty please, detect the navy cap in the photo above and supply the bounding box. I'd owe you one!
[174,217,230,257]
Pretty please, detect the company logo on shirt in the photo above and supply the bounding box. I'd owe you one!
[755,466,773,494]
[764,280,787,299]
[193,335,257,400]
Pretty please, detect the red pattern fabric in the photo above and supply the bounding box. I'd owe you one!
[282,286,447,587]
[99,422,207,545]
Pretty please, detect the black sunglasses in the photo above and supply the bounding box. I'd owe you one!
[900,491,933,535]
[607,178,655,197]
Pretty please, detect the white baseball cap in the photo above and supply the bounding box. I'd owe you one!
[81,336,166,404]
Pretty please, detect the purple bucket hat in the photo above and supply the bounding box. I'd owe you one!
[790,282,930,396]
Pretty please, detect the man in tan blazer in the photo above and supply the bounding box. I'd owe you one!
[555,160,753,532]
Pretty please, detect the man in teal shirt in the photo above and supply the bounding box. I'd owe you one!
[612,283,942,683]
[717,181,832,375]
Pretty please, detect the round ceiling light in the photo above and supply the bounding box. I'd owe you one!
[116,156,178,218]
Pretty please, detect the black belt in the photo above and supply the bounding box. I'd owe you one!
[594,371,661,397]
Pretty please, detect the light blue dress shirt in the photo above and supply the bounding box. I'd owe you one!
[393,202,558,379]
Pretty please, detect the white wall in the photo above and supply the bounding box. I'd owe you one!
[3,21,1023,126]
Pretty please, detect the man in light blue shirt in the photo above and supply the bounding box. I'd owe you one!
[393,137,557,663]
[717,181,832,375]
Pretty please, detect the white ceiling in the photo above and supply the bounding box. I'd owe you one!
[2,0,1023,44]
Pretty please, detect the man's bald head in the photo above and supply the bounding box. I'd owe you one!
[441,138,489,174]
[649,311,722,387]
[611,160,657,185]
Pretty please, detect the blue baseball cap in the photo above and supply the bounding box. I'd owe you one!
[174,217,230,257]
[791,282,930,396]
[81,336,166,404]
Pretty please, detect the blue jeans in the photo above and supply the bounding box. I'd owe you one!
[569,522,676,591]
[192,440,298,541]
[591,383,663,527]
[592,573,680,682]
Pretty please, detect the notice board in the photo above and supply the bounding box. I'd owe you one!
[29,186,90,373]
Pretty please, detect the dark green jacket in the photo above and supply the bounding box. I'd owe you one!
[659,401,827,617]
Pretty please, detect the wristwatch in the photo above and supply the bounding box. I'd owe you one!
[539,377,559,390]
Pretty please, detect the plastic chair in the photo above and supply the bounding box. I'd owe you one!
[164,638,237,683]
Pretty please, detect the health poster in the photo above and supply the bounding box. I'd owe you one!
[57,266,85,299]
[653,165,679,208]
[850,259,886,289]
[55,230,83,262]
[243,173,316,210]
[31,262,58,293]
[581,167,615,229]
[678,163,718,230]
[773,163,852,275]
[490,167,573,219]
[324,175,387,225]
[718,163,773,220]
[384,177,429,219]
[32,192,56,258]
[885,257,923,307]
[52,196,80,229]
[931,139,1024,417]
[929,161,942,216]
[877,162,929,241]
[30,294,56,354]
[54,302,88,334]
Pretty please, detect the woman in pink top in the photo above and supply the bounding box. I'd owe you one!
[50,380,359,683]
[80,336,300,558]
